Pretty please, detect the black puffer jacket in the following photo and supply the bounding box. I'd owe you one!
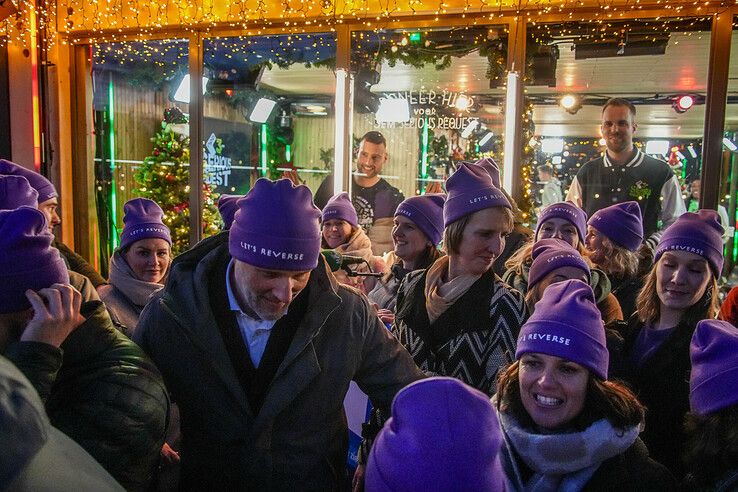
[5,301,169,491]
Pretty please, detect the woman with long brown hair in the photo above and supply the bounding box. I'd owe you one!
[610,210,724,478]
[495,280,673,490]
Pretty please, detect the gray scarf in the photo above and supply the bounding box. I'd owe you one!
[108,250,165,308]
[498,411,640,492]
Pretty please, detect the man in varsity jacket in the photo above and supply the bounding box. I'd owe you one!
[566,98,685,244]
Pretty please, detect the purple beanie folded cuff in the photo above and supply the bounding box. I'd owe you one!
[690,366,738,415]
[528,252,591,290]
[120,223,172,250]
[655,238,724,277]
[0,262,70,314]
[588,213,642,251]
[516,320,609,379]
[322,192,358,227]
[535,202,588,242]
[395,199,444,246]
[229,232,320,271]
[443,189,510,226]
[0,159,58,203]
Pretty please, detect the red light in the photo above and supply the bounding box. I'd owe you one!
[677,95,694,111]
[225,89,234,97]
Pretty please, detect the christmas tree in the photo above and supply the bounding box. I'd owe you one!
[134,107,221,255]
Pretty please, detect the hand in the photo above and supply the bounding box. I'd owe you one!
[376,309,395,325]
[21,284,84,348]
[424,181,443,194]
[352,464,365,492]
[281,169,302,186]
[160,442,181,464]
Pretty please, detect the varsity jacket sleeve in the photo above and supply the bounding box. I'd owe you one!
[658,175,686,230]
[565,176,583,207]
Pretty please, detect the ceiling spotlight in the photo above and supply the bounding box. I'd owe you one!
[454,94,473,111]
[479,132,494,146]
[560,94,582,115]
[673,95,694,114]
[723,138,738,152]
[688,145,698,158]
[460,119,480,139]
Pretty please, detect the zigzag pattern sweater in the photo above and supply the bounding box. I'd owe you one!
[393,268,527,395]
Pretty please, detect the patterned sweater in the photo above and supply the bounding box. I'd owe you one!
[392,268,527,395]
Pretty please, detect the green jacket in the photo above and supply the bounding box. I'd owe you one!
[135,232,424,490]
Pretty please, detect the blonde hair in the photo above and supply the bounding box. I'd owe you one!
[591,234,640,278]
[443,206,514,256]
[636,261,720,325]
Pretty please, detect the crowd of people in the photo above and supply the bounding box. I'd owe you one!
[1,97,738,492]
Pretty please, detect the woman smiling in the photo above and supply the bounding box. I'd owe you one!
[610,210,724,478]
[495,280,674,490]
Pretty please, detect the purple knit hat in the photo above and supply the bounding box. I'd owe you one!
[689,319,738,415]
[516,279,608,379]
[119,198,172,251]
[322,192,358,227]
[473,157,501,188]
[218,194,242,231]
[366,377,506,492]
[0,175,39,210]
[230,178,321,271]
[654,210,724,277]
[0,207,69,314]
[395,194,445,246]
[528,238,591,290]
[443,162,510,227]
[588,201,643,251]
[535,201,588,243]
[0,160,57,204]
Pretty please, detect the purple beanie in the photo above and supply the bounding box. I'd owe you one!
[474,157,501,188]
[516,279,608,379]
[654,210,724,277]
[322,192,358,227]
[535,201,588,243]
[689,319,738,416]
[588,201,643,251]
[444,162,511,227]
[528,238,591,290]
[0,159,57,204]
[366,377,506,492]
[395,194,445,246]
[218,194,242,231]
[0,175,39,210]
[0,207,70,314]
[119,198,172,251]
[230,178,321,271]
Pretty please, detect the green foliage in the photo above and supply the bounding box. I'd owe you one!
[133,110,221,254]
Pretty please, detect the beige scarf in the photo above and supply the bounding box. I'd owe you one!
[424,256,482,323]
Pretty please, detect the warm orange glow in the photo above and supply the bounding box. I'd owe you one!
[29,3,42,171]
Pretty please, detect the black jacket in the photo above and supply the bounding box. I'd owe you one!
[584,438,676,491]
[393,268,527,395]
[610,274,643,320]
[609,316,695,478]
[5,301,169,491]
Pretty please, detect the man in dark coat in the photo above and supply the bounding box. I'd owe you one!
[0,206,169,491]
[136,178,424,490]
[566,98,685,243]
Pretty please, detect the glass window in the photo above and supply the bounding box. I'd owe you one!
[91,39,190,268]
[347,26,508,252]
[526,18,711,241]
[202,33,337,204]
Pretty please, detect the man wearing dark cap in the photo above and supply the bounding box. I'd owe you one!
[135,178,423,490]
[0,206,169,490]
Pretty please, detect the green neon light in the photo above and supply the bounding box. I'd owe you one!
[260,124,268,176]
[108,79,118,249]
[409,32,421,43]
[286,144,291,163]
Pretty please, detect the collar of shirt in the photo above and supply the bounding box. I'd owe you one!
[603,148,643,168]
